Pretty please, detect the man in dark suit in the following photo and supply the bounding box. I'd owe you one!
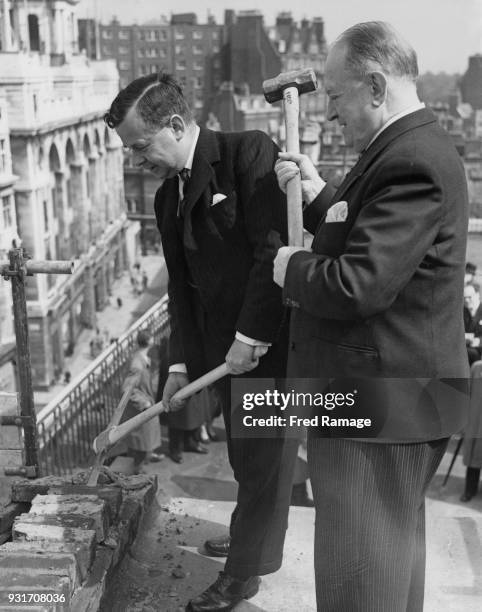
[463,282,482,365]
[274,22,469,612]
[105,73,298,611]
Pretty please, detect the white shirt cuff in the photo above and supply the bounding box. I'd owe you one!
[169,363,187,374]
[235,332,272,347]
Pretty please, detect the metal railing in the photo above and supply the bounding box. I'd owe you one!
[36,295,170,476]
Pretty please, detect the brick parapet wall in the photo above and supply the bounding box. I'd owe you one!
[0,473,157,611]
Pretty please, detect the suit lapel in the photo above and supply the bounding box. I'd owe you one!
[182,128,220,219]
[181,128,220,250]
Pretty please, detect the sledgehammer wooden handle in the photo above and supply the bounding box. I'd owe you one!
[92,363,229,454]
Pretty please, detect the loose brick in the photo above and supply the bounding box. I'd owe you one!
[0,540,94,581]
[48,485,122,520]
[0,571,71,607]
[0,550,79,590]
[12,520,96,561]
[13,512,96,533]
[11,477,69,503]
[30,495,107,542]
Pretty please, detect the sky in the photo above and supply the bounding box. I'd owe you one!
[77,0,482,74]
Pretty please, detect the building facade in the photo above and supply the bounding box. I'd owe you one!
[0,92,19,391]
[84,13,223,121]
[0,0,130,389]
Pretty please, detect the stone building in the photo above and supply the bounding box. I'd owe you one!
[80,13,223,120]
[0,92,19,392]
[460,54,482,111]
[0,0,130,389]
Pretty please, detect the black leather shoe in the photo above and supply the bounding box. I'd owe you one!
[460,491,475,502]
[290,482,314,507]
[186,572,260,611]
[204,535,230,557]
[185,441,209,454]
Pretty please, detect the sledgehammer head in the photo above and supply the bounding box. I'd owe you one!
[263,68,317,104]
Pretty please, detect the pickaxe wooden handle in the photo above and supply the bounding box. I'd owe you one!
[91,363,229,456]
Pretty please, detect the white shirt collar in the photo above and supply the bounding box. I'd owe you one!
[183,125,200,172]
[365,102,425,151]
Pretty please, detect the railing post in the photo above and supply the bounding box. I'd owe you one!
[1,248,74,478]
[9,249,39,473]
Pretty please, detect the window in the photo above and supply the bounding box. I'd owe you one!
[159,48,166,58]
[2,196,13,228]
[146,47,157,58]
[0,139,7,174]
[119,46,129,54]
[43,200,49,232]
[119,30,130,40]
[138,48,145,58]
[176,59,186,70]
[119,61,130,70]
[102,30,113,39]
[175,29,185,40]
[193,30,203,40]
[193,45,203,55]
[175,44,184,55]
[159,30,167,41]
[212,31,219,40]
[212,44,220,53]
[102,45,112,55]
[193,60,203,70]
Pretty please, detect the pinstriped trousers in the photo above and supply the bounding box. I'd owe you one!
[308,437,448,612]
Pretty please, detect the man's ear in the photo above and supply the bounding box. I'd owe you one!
[368,71,387,107]
[170,114,186,139]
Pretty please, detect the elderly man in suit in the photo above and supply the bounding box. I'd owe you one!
[274,21,469,612]
[105,73,298,612]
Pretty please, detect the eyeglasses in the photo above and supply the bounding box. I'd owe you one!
[123,116,173,154]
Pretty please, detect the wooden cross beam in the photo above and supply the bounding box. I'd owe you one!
[0,247,73,478]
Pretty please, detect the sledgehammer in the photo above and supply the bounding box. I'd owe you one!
[263,68,317,246]
[91,363,229,456]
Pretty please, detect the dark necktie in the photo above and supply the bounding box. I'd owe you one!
[178,168,190,217]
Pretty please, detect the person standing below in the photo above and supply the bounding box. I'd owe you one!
[273,22,469,612]
[461,282,482,502]
[105,73,298,612]
[121,330,164,472]
[463,282,482,365]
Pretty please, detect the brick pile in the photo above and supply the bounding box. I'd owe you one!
[0,473,157,611]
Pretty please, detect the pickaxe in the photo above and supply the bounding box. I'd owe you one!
[263,68,318,246]
[90,363,229,463]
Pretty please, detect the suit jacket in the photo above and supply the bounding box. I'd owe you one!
[154,128,288,381]
[464,303,482,364]
[284,108,469,441]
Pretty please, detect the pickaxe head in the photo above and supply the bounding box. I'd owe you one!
[263,68,317,104]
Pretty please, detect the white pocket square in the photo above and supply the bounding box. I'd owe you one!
[326,200,348,223]
[211,193,227,206]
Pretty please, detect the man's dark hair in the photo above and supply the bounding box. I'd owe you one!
[466,261,477,275]
[104,72,193,131]
[335,21,418,81]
